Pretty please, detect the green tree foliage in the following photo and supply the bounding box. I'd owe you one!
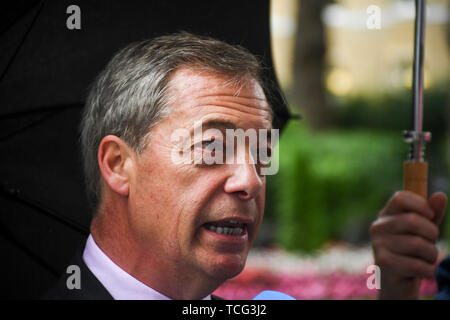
[268,87,448,252]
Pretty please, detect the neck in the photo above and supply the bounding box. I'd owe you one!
[90,196,221,299]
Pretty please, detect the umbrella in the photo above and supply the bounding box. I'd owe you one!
[0,0,295,299]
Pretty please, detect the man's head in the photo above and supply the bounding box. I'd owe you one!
[80,32,274,298]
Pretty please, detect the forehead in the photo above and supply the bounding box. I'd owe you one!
[164,68,272,131]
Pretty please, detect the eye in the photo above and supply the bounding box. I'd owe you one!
[260,148,272,165]
[250,145,272,166]
[258,151,272,166]
[192,136,225,165]
[193,136,222,156]
[193,137,213,149]
[255,148,272,177]
[202,138,217,152]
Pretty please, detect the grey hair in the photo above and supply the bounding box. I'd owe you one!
[80,32,268,209]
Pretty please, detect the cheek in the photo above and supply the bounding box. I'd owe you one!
[129,165,200,240]
[253,188,266,229]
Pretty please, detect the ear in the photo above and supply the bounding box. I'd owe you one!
[98,135,136,197]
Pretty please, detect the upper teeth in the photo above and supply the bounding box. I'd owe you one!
[206,224,243,235]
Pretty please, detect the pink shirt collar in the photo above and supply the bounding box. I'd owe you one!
[82,234,211,300]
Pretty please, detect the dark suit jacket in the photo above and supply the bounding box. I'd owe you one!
[43,248,222,300]
[43,248,113,300]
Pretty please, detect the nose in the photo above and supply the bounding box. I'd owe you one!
[224,160,264,201]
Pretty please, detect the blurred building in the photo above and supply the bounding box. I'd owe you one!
[271,0,450,96]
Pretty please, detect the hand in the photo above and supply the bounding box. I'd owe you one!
[370,191,448,299]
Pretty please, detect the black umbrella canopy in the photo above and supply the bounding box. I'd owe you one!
[0,0,293,298]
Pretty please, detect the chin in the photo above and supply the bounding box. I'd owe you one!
[208,254,247,281]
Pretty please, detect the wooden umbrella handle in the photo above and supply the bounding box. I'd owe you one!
[404,161,428,198]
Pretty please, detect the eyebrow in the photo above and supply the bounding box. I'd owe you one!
[190,119,236,137]
[189,118,273,141]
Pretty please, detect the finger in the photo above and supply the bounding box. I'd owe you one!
[428,192,448,226]
[384,234,438,264]
[371,213,440,243]
[377,248,435,279]
[381,191,435,220]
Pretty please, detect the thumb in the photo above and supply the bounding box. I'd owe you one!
[428,192,448,226]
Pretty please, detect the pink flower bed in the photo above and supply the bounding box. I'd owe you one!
[213,268,437,300]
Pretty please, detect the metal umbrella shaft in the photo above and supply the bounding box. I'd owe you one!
[403,0,430,198]
[413,0,425,138]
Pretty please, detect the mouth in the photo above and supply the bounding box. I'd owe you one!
[202,218,251,237]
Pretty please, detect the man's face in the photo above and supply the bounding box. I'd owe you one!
[127,68,272,284]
